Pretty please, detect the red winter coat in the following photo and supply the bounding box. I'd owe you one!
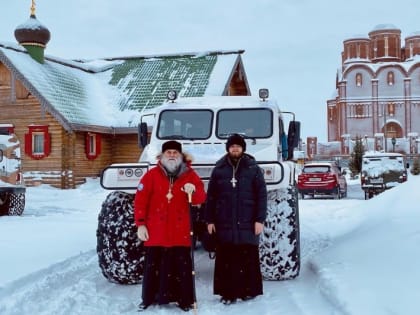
[134,160,206,247]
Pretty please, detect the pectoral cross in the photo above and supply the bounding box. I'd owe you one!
[230,177,237,188]
[166,176,174,202]
[166,190,173,202]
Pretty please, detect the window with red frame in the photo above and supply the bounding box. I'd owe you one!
[85,132,101,160]
[24,125,51,159]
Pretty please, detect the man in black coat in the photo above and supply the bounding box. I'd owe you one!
[205,133,267,305]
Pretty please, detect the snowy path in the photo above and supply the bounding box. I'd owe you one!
[0,180,365,315]
[0,246,345,315]
[0,204,354,315]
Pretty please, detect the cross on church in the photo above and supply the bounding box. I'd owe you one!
[31,0,36,15]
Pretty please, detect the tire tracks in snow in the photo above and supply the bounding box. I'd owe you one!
[0,250,140,315]
[281,199,358,315]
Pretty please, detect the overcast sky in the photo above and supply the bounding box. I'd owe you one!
[1,0,419,141]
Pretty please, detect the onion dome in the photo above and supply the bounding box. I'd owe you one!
[14,14,50,48]
[14,1,50,63]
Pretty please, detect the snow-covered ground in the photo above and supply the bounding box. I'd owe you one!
[0,175,419,315]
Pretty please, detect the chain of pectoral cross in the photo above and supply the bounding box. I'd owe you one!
[166,176,175,202]
[230,163,239,188]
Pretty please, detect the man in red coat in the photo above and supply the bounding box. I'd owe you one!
[134,140,206,312]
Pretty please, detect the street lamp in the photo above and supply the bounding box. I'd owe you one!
[364,135,368,151]
[383,104,388,152]
[391,137,396,152]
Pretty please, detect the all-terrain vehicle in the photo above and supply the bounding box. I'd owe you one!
[361,151,408,200]
[97,89,301,284]
[0,124,26,216]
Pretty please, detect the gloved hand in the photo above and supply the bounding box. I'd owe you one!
[137,225,149,241]
[183,183,196,195]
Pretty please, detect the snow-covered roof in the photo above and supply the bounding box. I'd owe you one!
[362,152,406,176]
[344,34,370,41]
[0,43,243,133]
[370,24,399,32]
[343,54,420,74]
[406,31,420,38]
[363,151,404,158]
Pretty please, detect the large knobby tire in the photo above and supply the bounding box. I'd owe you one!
[0,192,9,216]
[259,186,300,280]
[0,192,25,216]
[8,193,25,215]
[96,191,145,284]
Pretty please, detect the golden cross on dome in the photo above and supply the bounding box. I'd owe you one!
[30,0,36,15]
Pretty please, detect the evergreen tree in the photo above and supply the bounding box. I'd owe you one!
[411,157,420,175]
[349,136,364,175]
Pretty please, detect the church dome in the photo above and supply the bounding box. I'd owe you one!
[14,14,51,47]
[405,32,420,59]
[368,24,401,62]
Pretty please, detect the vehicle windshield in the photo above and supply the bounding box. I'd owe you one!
[302,166,331,173]
[157,110,213,140]
[216,108,273,138]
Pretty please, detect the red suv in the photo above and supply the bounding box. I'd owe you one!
[297,162,347,199]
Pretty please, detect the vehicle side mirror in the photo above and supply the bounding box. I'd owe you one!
[138,122,149,148]
[287,121,301,148]
[287,121,301,160]
[406,162,410,169]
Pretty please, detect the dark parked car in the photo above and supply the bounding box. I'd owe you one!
[297,162,347,199]
[360,152,407,199]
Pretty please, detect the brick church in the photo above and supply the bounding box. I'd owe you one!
[323,24,420,156]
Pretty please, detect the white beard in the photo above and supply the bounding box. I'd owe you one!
[161,155,182,173]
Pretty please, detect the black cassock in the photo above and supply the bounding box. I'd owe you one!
[214,243,263,300]
[141,246,194,307]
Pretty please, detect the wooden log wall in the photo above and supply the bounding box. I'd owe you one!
[110,134,142,164]
[0,91,67,187]
[1,62,143,189]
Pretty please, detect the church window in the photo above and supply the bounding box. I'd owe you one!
[355,105,364,117]
[387,71,394,85]
[387,102,395,116]
[356,73,362,86]
[329,107,336,121]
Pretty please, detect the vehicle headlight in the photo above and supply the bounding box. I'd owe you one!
[259,163,284,184]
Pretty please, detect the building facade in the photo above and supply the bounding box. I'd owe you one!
[327,24,420,155]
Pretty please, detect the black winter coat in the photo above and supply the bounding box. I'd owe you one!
[205,153,267,245]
